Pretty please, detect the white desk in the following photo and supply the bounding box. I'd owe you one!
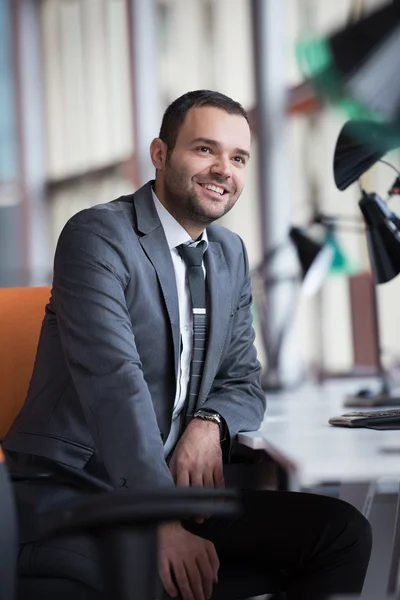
[238,380,400,490]
[238,379,400,599]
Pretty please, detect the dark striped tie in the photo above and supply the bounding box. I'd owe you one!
[177,241,207,428]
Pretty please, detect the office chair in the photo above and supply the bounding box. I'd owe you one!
[0,446,18,600]
[0,286,287,598]
[10,472,286,600]
[0,286,51,441]
[37,487,243,600]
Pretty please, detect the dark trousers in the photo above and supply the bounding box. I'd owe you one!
[17,490,372,600]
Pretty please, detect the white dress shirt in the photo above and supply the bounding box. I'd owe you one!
[151,189,208,457]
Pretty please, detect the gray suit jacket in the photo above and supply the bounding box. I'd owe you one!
[4,182,265,529]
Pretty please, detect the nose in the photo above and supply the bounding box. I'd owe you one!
[210,154,232,179]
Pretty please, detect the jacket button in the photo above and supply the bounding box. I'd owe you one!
[118,478,127,488]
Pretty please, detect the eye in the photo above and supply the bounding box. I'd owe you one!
[233,156,246,164]
[197,146,211,154]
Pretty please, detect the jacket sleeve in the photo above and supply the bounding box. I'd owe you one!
[201,237,266,449]
[52,209,174,491]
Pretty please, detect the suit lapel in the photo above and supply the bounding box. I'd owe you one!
[132,182,232,408]
[134,183,180,377]
[198,241,232,404]
[139,233,180,376]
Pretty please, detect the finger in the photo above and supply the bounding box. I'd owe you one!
[185,560,206,600]
[159,558,178,598]
[213,464,225,489]
[190,471,205,522]
[206,543,220,583]
[196,554,214,599]
[173,560,195,600]
[176,466,190,488]
[189,469,204,488]
[169,457,178,484]
[199,465,223,522]
[202,468,214,489]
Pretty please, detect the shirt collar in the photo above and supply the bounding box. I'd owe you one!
[152,188,208,250]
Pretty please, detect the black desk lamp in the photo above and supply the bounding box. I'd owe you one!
[253,227,334,391]
[333,119,400,406]
[334,120,400,192]
[290,227,335,296]
[296,0,400,127]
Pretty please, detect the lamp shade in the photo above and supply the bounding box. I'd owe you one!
[359,192,400,283]
[324,229,357,275]
[296,0,400,124]
[333,120,400,190]
[289,227,334,295]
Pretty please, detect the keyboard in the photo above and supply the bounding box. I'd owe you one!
[329,408,400,429]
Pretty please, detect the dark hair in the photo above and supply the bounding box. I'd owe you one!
[159,90,249,155]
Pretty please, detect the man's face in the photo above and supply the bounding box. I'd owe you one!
[155,106,251,227]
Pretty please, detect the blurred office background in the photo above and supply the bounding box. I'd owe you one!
[1,0,400,387]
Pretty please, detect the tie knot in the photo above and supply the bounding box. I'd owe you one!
[177,241,206,267]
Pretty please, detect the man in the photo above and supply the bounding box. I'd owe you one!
[4,90,371,600]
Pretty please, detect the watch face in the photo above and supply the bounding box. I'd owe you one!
[201,409,219,418]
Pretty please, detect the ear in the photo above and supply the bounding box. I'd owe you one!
[150,138,168,170]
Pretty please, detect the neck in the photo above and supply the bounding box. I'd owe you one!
[153,180,206,240]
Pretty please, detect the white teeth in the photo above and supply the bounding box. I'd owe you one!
[202,184,224,195]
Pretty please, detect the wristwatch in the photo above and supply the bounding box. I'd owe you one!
[193,408,227,442]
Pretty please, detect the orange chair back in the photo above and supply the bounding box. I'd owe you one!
[0,286,51,440]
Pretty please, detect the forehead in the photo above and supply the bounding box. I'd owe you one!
[175,106,251,151]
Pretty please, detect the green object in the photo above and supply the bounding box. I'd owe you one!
[295,36,383,123]
[323,230,359,276]
[295,35,400,154]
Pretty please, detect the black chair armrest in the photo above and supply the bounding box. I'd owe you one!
[38,487,242,600]
[40,486,241,537]
[0,455,18,600]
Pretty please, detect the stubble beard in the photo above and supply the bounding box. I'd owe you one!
[163,163,238,227]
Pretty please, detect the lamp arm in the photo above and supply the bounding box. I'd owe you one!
[313,213,366,234]
[314,212,363,225]
[335,225,365,234]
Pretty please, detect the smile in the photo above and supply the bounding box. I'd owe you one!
[199,183,228,197]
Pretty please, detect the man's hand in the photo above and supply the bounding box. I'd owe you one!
[158,521,219,600]
[169,418,224,489]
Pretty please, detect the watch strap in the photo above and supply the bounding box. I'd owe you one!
[193,409,226,442]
